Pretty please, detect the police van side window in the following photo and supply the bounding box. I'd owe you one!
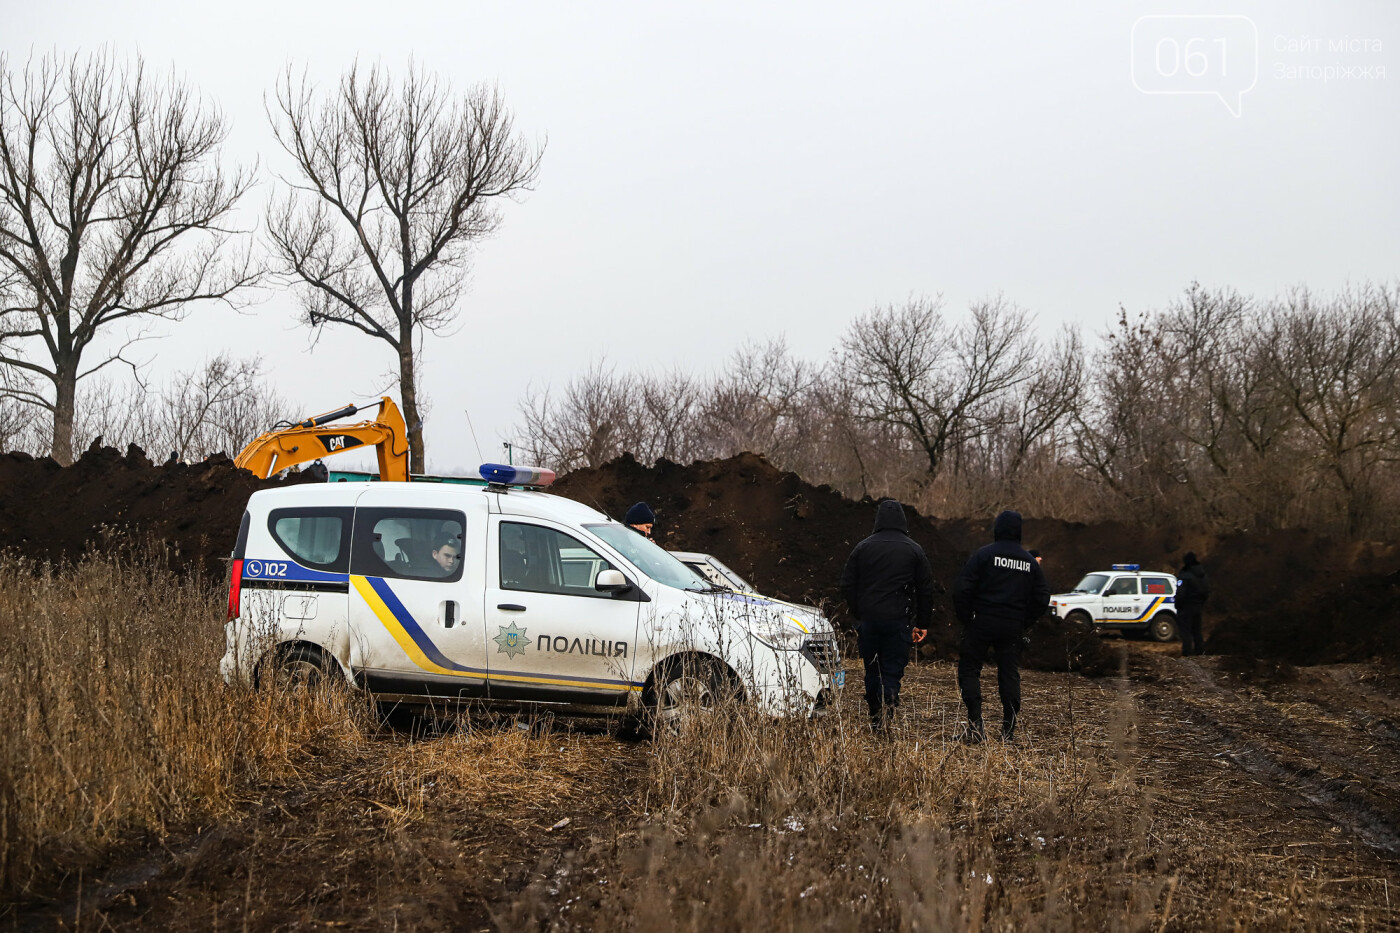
[1103,577,1139,596]
[1143,576,1173,595]
[268,508,353,572]
[499,522,616,598]
[350,507,465,583]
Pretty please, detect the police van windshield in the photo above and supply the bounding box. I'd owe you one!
[1073,573,1110,594]
[586,524,709,591]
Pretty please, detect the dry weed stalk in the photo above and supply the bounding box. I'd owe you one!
[0,547,365,897]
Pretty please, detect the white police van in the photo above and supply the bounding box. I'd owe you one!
[220,464,840,724]
[1048,564,1179,642]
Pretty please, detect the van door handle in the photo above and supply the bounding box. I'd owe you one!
[497,603,527,612]
[441,600,458,629]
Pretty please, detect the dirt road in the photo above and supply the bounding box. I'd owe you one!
[12,645,1399,931]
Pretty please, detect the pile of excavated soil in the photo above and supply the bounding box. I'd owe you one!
[940,520,1400,665]
[26,443,1391,670]
[0,442,308,579]
[553,453,1119,675]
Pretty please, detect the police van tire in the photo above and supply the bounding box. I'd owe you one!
[1149,612,1179,643]
[648,656,736,732]
[258,644,333,692]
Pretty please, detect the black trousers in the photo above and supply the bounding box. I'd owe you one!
[1179,604,1204,655]
[858,618,913,717]
[957,616,1022,728]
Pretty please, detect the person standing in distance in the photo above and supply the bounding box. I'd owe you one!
[952,510,1050,744]
[1176,552,1209,657]
[625,502,656,539]
[841,499,935,731]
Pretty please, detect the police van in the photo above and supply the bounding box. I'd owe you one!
[1048,564,1179,642]
[220,464,841,724]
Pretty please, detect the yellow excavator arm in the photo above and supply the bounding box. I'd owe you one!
[234,397,411,481]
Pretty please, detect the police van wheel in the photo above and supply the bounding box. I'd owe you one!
[650,657,734,732]
[260,645,332,692]
[1149,613,1179,643]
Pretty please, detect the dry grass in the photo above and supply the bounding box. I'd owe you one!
[0,547,365,897]
[0,554,1389,930]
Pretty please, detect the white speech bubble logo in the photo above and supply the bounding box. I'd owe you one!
[1131,15,1259,117]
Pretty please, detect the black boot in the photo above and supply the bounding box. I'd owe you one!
[962,720,986,745]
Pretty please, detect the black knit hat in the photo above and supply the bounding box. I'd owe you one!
[625,502,656,526]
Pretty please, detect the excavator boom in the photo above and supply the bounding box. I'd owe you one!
[234,397,411,481]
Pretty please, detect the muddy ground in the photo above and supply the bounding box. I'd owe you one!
[10,642,1399,931]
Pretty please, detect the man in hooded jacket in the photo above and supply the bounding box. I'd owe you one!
[1176,552,1209,656]
[952,510,1050,743]
[841,499,936,728]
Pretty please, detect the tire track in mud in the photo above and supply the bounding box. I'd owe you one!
[1137,654,1400,858]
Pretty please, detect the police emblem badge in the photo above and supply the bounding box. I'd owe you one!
[493,622,529,659]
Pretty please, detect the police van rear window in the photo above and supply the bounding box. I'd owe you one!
[1143,577,1174,595]
[268,507,353,572]
[350,508,466,583]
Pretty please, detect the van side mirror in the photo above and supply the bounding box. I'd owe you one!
[595,569,631,593]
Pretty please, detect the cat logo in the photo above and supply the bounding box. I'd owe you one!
[316,434,364,454]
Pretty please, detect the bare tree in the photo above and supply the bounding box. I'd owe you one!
[838,295,1036,482]
[697,338,814,461]
[1004,325,1085,475]
[1263,284,1400,533]
[65,354,290,462]
[0,51,255,464]
[267,62,542,474]
[519,359,640,472]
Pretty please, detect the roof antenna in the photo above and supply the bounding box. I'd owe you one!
[462,408,485,465]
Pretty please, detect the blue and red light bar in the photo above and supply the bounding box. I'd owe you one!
[478,463,557,487]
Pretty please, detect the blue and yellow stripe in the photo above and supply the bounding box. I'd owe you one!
[352,575,641,692]
[1124,596,1168,622]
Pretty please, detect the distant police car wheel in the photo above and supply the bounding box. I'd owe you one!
[1149,613,1179,643]
[1064,610,1094,632]
[652,657,733,730]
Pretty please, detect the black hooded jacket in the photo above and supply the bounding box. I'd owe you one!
[952,511,1051,628]
[1177,554,1209,608]
[840,500,935,627]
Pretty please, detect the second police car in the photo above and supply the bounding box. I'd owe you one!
[1048,563,1180,642]
[220,463,841,727]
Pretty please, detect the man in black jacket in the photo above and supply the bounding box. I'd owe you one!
[952,510,1050,743]
[1177,552,1209,656]
[841,499,935,729]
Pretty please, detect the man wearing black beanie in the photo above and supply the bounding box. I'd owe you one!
[625,501,656,539]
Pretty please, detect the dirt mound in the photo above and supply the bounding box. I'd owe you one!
[553,453,1119,675]
[943,518,1400,665]
[0,441,307,578]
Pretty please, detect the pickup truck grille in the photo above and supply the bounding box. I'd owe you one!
[802,633,841,671]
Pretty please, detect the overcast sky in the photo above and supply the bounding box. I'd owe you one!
[4,0,1397,474]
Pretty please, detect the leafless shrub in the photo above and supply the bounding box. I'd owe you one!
[2,355,292,462]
